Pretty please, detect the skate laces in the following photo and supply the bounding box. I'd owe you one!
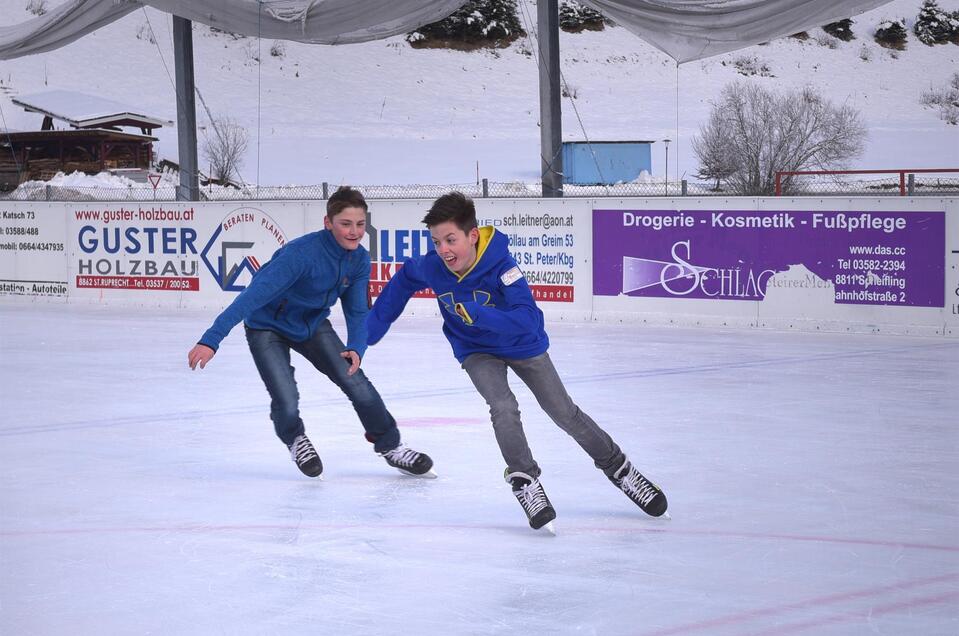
[514,479,550,516]
[290,435,317,463]
[382,444,420,468]
[620,465,658,506]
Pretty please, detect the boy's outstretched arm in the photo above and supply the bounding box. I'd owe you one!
[188,251,304,370]
[367,258,429,346]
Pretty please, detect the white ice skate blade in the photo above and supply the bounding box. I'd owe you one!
[659,511,671,520]
[540,521,556,535]
[398,468,438,479]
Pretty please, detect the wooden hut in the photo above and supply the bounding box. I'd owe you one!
[0,90,172,190]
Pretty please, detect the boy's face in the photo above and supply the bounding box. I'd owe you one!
[429,221,478,276]
[324,206,366,251]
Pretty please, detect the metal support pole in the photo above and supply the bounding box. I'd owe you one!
[173,16,199,201]
[907,173,915,196]
[681,179,687,196]
[482,178,489,198]
[663,139,670,196]
[538,0,563,198]
[322,182,329,199]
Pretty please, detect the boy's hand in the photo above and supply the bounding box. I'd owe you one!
[188,344,216,370]
[341,349,361,375]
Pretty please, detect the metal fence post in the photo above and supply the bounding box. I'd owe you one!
[45,185,51,201]
[681,179,687,196]
[482,178,489,198]
[907,173,915,196]
[322,182,329,199]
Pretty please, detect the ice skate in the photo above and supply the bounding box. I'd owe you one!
[609,459,667,517]
[506,471,557,533]
[379,444,437,478]
[288,434,323,478]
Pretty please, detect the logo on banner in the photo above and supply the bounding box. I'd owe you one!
[366,211,435,298]
[200,207,287,291]
[624,240,777,300]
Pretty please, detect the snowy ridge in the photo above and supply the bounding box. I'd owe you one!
[0,0,957,185]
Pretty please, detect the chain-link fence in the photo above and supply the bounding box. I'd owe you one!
[776,175,959,197]
[2,176,957,202]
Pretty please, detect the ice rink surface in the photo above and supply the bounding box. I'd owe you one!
[1,302,957,635]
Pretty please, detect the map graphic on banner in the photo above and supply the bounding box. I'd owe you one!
[593,209,946,307]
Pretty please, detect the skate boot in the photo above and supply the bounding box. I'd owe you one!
[506,471,556,532]
[379,444,437,478]
[288,434,323,477]
[609,459,667,517]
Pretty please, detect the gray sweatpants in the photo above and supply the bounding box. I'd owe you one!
[462,352,624,479]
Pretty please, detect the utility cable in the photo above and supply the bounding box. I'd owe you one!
[142,7,239,188]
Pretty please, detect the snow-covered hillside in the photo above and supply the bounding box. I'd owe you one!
[1,0,957,186]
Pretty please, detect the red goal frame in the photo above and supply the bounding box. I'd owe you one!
[774,168,959,196]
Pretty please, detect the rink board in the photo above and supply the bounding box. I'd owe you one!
[0,196,955,337]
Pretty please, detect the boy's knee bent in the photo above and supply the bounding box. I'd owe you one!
[339,372,380,403]
[488,395,520,421]
[270,403,300,426]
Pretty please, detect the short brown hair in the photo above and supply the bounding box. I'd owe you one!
[327,186,368,217]
[422,191,477,232]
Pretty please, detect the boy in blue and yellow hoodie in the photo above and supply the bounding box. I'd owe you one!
[188,187,434,480]
[367,192,667,531]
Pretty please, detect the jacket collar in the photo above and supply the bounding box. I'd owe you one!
[448,226,495,282]
[319,228,350,259]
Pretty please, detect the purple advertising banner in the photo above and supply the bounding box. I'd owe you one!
[593,209,945,307]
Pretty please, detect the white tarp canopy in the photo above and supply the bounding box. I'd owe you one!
[0,0,894,63]
[0,0,467,59]
[582,0,894,63]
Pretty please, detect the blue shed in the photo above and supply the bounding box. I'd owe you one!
[561,140,653,185]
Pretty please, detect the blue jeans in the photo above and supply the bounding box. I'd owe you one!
[244,321,401,452]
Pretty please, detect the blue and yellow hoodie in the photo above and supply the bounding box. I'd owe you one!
[367,226,549,363]
[198,229,370,357]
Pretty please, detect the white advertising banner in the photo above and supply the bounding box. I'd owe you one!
[473,199,592,316]
[948,210,958,336]
[0,196,955,337]
[64,201,316,308]
[0,202,68,300]
[366,198,594,317]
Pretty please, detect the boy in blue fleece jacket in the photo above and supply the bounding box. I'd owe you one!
[188,187,434,479]
[366,192,667,531]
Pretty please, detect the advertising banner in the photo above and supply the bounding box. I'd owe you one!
[0,203,67,299]
[593,209,945,308]
[365,201,436,301]
[72,204,202,293]
[950,229,959,334]
[475,200,587,308]
[367,200,592,313]
[65,202,309,307]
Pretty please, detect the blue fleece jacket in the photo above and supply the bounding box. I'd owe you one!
[367,226,548,363]
[199,229,370,357]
